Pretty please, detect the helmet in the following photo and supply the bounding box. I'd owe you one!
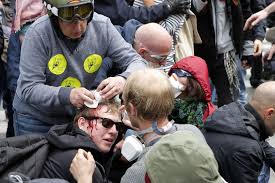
[43,0,94,22]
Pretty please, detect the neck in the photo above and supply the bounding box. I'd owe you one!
[139,117,170,144]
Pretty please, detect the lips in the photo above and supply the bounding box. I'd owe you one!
[103,138,114,144]
[72,32,82,38]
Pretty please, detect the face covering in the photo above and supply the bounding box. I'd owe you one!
[169,74,185,97]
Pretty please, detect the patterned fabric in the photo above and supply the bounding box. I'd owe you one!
[134,0,187,43]
[169,98,206,128]
[224,50,239,98]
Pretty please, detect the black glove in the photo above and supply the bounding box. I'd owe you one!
[164,0,191,14]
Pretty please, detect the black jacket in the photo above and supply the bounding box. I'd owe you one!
[40,124,106,183]
[266,0,275,28]
[193,0,244,61]
[94,0,170,26]
[203,102,268,183]
[0,134,49,181]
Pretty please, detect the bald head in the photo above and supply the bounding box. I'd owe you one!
[250,81,275,109]
[134,23,172,54]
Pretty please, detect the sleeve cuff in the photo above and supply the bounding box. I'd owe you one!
[255,36,264,41]
[118,72,130,79]
[58,87,73,105]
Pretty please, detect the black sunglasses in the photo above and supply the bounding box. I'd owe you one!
[85,117,126,133]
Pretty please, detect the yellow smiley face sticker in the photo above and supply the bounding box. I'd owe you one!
[48,54,67,75]
[61,77,81,88]
[83,54,103,74]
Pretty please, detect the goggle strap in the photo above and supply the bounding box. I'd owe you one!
[44,1,59,17]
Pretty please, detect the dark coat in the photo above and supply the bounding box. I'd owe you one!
[40,124,106,183]
[94,0,169,26]
[6,32,21,92]
[266,0,275,28]
[203,102,268,183]
[193,0,244,61]
[0,124,109,183]
[0,134,49,181]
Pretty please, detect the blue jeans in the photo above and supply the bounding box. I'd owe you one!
[258,163,270,183]
[237,68,247,105]
[13,111,53,136]
[236,56,247,105]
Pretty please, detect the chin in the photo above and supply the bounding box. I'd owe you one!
[99,144,112,153]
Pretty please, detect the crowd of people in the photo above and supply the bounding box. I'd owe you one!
[0,0,275,183]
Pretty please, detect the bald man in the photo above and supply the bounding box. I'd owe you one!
[92,20,173,88]
[202,81,275,183]
[133,22,173,68]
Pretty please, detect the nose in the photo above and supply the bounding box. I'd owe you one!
[109,124,118,135]
[72,21,82,31]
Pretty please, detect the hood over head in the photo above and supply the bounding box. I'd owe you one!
[168,56,215,121]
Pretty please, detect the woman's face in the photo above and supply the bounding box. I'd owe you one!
[171,73,188,89]
[170,73,189,99]
[176,75,188,87]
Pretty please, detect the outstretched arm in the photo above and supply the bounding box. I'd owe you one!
[244,2,275,30]
[95,0,191,26]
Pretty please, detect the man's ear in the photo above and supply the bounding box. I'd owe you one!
[78,117,88,131]
[128,102,137,117]
[138,47,146,56]
[264,107,275,120]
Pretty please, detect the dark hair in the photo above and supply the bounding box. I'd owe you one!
[181,78,206,102]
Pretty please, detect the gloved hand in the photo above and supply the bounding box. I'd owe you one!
[164,0,191,14]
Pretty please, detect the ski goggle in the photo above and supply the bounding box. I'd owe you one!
[45,2,93,22]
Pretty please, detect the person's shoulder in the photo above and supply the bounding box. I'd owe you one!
[120,153,147,183]
[25,15,52,38]
[29,15,51,30]
[175,124,205,140]
[90,13,111,24]
[175,124,200,132]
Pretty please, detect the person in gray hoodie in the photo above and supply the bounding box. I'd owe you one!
[13,0,146,136]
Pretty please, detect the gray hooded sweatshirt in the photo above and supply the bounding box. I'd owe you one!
[13,13,146,125]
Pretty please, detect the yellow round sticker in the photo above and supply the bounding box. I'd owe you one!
[83,54,103,74]
[61,77,81,88]
[48,54,67,75]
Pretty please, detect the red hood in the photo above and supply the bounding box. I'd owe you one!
[168,56,216,121]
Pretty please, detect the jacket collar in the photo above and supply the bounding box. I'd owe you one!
[244,103,269,141]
